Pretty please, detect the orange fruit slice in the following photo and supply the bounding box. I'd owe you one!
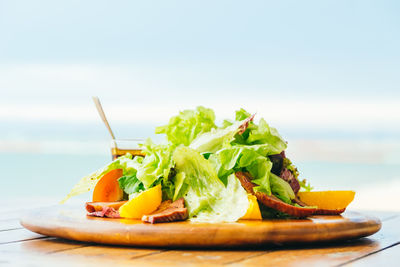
[297,191,355,210]
[241,194,262,220]
[92,169,124,202]
[119,184,162,219]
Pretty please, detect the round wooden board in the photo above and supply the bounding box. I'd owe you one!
[20,205,381,248]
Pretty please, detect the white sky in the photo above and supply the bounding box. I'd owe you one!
[1,1,399,156]
[1,64,399,133]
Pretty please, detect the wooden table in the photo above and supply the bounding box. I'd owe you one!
[1,209,399,267]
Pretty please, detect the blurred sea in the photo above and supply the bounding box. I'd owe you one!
[1,122,399,213]
[1,0,400,215]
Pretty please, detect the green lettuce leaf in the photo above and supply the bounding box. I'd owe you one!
[136,139,174,189]
[270,173,295,204]
[244,155,272,195]
[189,120,244,154]
[220,109,250,129]
[118,175,144,196]
[173,146,248,222]
[160,176,175,201]
[61,154,138,203]
[242,118,287,153]
[220,108,287,154]
[155,106,216,146]
[63,106,304,222]
[299,179,313,192]
[235,108,252,121]
[209,145,272,194]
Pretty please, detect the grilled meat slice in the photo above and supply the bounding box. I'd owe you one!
[235,171,316,217]
[85,201,127,213]
[86,201,127,218]
[235,172,345,217]
[142,198,188,224]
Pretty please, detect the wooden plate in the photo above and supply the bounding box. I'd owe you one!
[20,205,381,248]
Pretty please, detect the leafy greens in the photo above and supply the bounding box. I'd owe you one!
[63,106,309,221]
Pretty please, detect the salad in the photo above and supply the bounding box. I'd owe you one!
[62,107,355,223]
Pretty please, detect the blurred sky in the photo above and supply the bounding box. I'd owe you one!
[0,0,399,155]
[1,0,400,211]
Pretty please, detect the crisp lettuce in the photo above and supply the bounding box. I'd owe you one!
[235,108,252,121]
[63,106,306,221]
[118,175,144,195]
[61,154,138,203]
[173,147,248,222]
[199,108,288,197]
[160,176,175,201]
[220,108,250,129]
[221,109,287,155]
[237,118,287,154]
[299,179,313,192]
[244,154,272,195]
[189,120,244,154]
[62,138,175,202]
[209,146,272,194]
[270,173,295,204]
[118,156,145,195]
[155,106,216,146]
[136,139,174,189]
[119,139,175,199]
[190,110,259,155]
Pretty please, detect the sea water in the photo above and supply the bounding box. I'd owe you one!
[1,122,399,212]
[1,152,399,212]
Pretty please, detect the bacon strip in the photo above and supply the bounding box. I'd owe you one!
[142,198,188,224]
[235,172,345,217]
[85,201,127,218]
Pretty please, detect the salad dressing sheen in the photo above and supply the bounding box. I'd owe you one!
[111,148,145,160]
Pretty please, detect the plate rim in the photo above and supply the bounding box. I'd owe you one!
[20,205,382,248]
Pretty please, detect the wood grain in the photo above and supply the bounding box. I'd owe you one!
[0,219,22,231]
[343,243,400,267]
[0,211,398,267]
[0,229,44,244]
[226,214,400,267]
[122,249,267,266]
[0,237,85,255]
[20,205,381,248]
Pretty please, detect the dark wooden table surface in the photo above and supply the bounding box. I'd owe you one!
[1,209,399,267]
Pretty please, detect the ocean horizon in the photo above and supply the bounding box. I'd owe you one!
[2,122,399,213]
